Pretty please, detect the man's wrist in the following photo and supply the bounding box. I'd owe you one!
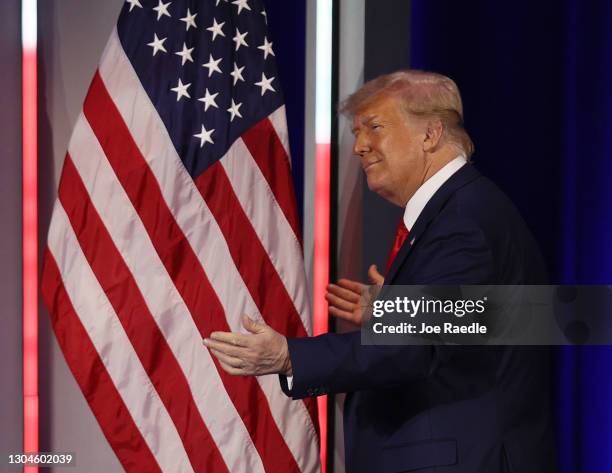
[281,337,293,376]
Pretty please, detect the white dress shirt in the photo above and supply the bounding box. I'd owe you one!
[403,155,467,231]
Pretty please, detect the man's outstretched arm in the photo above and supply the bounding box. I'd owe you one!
[205,216,495,397]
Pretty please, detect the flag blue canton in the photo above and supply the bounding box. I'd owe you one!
[117,0,285,177]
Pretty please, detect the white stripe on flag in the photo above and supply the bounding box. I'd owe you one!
[268,106,291,162]
[47,202,194,473]
[68,114,267,473]
[98,29,320,472]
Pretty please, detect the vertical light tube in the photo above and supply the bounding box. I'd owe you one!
[314,0,332,471]
[22,0,39,471]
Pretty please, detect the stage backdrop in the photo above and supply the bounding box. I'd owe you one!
[408,1,612,472]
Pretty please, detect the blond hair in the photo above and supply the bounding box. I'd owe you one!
[340,70,474,158]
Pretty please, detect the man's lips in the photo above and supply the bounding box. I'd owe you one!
[362,160,381,171]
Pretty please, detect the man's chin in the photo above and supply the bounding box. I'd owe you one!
[365,167,384,186]
[365,178,400,205]
[365,177,379,193]
[365,178,385,196]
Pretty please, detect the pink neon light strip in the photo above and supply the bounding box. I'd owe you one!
[22,29,39,473]
[313,142,331,472]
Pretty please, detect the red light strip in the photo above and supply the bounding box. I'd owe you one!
[313,142,331,472]
[22,0,39,469]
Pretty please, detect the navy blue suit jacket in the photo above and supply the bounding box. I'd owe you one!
[283,164,556,473]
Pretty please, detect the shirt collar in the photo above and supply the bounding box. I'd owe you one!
[403,155,467,230]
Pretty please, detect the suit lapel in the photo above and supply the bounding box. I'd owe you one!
[385,164,482,284]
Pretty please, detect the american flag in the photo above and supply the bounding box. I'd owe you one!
[41,0,320,471]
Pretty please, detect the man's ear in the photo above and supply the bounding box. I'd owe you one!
[423,118,443,152]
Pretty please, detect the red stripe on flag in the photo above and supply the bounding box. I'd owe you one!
[195,162,320,432]
[41,250,162,473]
[58,156,229,473]
[83,71,301,473]
[241,117,302,244]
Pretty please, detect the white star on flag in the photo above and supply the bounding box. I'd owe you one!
[126,0,142,12]
[232,28,249,51]
[170,78,191,101]
[206,18,226,41]
[180,8,197,31]
[231,0,251,15]
[198,88,219,111]
[258,37,275,59]
[147,33,167,56]
[193,125,215,147]
[202,54,222,77]
[227,99,243,122]
[255,73,276,96]
[153,0,171,20]
[261,9,267,24]
[230,63,246,85]
[175,43,194,65]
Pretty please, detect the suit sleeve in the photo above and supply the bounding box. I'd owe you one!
[282,214,496,399]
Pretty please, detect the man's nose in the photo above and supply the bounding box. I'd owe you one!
[353,134,370,157]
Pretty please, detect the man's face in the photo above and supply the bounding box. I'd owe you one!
[352,94,426,206]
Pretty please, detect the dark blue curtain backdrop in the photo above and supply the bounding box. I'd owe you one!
[262,0,307,228]
[410,1,612,471]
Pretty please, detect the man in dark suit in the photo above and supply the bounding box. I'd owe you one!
[204,70,556,473]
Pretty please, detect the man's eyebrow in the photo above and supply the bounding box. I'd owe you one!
[352,115,379,133]
[361,115,378,124]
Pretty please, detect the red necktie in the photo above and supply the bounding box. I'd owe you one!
[385,219,410,275]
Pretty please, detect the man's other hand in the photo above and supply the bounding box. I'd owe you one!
[325,264,384,326]
[203,315,292,377]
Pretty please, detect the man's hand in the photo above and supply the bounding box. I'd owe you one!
[203,315,292,377]
[325,264,384,326]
